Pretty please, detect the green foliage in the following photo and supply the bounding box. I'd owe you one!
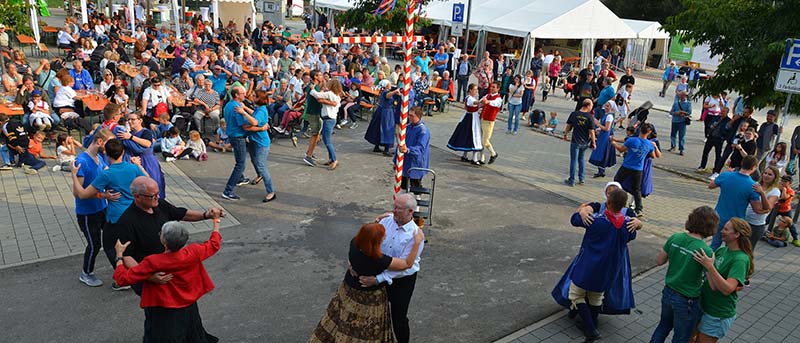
[663,0,800,110]
[602,0,685,24]
[335,0,431,34]
[0,1,34,36]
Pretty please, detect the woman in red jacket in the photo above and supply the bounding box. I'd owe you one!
[114,220,222,343]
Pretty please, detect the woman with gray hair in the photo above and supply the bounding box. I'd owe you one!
[113,219,222,343]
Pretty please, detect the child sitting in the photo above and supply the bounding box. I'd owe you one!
[113,86,129,109]
[27,90,53,131]
[207,119,232,152]
[52,133,80,172]
[161,127,193,162]
[545,112,558,133]
[29,131,57,160]
[765,216,792,247]
[185,130,208,161]
[151,114,173,153]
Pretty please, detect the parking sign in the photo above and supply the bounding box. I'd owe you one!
[780,39,800,71]
[452,3,464,23]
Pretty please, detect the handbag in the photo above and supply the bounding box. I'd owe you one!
[787,157,797,176]
[685,116,692,125]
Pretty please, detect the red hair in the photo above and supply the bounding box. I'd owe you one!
[353,223,386,260]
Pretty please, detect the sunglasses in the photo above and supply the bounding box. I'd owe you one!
[136,193,159,200]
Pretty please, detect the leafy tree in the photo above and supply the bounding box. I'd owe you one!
[663,0,800,110]
[0,1,34,36]
[602,0,685,24]
[335,0,431,34]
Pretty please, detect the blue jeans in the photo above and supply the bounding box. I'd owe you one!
[670,121,687,151]
[321,118,337,162]
[0,144,10,165]
[507,103,522,132]
[649,286,701,343]
[568,141,590,183]
[247,142,274,194]
[268,103,289,124]
[223,137,248,195]
[456,77,468,102]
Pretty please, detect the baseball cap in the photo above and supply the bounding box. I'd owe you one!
[767,109,776,115]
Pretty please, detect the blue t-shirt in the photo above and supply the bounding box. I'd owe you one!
[224,100,246,138]
[433,52,448,72]
[714,171,760,223]
[75,152,108,215]
[622,137,655,171]
[209,73,228,97]
[597,85,616,107]
[249,105,271,147]
[415,55,431,75]
[90,162,146,223]
[216,127,229,143]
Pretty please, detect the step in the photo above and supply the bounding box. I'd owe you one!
[409,186,431,195]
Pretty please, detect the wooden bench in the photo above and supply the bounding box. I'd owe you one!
[357,102,375,121]
[38,43,49,56]
[423,99,437,116]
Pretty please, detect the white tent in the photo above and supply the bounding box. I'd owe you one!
[29,0,41,44]
[210,0,255,30]
[623,19,670,70]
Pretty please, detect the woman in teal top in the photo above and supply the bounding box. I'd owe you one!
[244,94,276,203]
[691,217,754,342]
[650,206,718,343]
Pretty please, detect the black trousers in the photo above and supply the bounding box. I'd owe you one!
[713,143,735,174]
[77,210,105,274]
[387,273,418,343]
[614,166,644,212]
[699,138,723,169]
[101,222,119,268]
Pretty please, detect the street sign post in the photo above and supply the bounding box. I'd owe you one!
[775,69,800,94]
[452,3,464,23]
[780,39,800,70]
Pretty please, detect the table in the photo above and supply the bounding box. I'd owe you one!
[118,64,138,78]
[43,26,58,44]
[16,34,37,56]
[360,84,380,97]
[119,35,137,44]
[156,51,175,60]
[169,88,187,107]
[242,65,265,76]
[75,91,110,112]
[330,71,349,78]
[429,87,449,95]
[0,103,24,116]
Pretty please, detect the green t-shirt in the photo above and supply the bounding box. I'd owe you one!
[305,84,322,116]
[278,58,293,73]
[663,233,713,298]
[700,247,750,319]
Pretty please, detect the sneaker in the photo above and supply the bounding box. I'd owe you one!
[506,130,512,134]
[237,177,251,186]
[165,157,176,162]
[180,155,190,160]
[302,132,310,138]
[512,131,518,135]
[350,122,359,129]
[679,151,684,156]
[0,164,12,171]
[274,127,286,134]
[335,124,342,129]
[340,119,349,126]
[303,155,317,167]
[52,165,62,172]
[709,172,719,180]
[110,281,130,291]
[695,167,707,173]
[291,136,298,147]
[79,271,103,287]
[577,180,585,185]
[23,166,37,175]
[793,240,800,247]
[221,192,241,200]
[564,179,574,187]
[634,209,645,218]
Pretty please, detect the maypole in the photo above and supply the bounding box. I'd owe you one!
[393,0,417,195]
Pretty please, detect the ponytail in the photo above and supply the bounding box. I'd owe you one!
[729,218,755,279]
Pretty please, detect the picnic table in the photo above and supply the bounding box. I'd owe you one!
[330,71,349,78]
[16,34,37,55]
[118,64,138,78]
[75,91,110,113]
[0,103,25,116]
[429,87,449,95]
[119,35,137,44]
[360,84,380,97]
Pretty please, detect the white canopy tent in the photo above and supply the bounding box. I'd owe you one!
[209,0,256,30]
[29,0,41,44]
[315,0,637,74]
[623,19,670,70]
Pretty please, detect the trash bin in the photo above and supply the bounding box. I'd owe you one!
[152,10,162,24]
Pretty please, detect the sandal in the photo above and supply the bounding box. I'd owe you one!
[329,161,339,170]
[250,176,263,185]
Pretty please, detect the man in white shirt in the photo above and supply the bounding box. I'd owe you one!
[360,193,424,343]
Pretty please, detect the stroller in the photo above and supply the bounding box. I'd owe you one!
[555,62,574,94]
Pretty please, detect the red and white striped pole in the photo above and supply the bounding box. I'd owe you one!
[394,0,417,195]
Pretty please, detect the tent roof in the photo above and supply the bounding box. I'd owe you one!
[317,0,636,39]
[623,19,670,39]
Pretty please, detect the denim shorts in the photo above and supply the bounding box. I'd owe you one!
[698,313,736,338]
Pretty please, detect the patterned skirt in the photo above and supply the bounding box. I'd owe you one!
[308,282,393,343]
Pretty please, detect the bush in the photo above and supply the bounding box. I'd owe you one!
[0,1,34,36]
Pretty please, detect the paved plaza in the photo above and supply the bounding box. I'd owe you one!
[2,9,800,342]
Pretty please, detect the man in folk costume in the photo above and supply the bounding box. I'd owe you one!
[479,82,502,164]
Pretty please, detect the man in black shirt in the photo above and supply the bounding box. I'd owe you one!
[563,99,597,186]
[618,67,635,91]
[114,176,225,292]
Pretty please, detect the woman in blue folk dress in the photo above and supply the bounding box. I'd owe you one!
[589,101,618,178]
[365,80,400,156]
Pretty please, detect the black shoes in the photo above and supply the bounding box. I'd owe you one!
[488,154,498,164]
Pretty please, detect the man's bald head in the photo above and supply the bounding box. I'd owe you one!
[131,176,160,209]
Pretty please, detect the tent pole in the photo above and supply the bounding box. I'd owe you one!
[462,0,471,58]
